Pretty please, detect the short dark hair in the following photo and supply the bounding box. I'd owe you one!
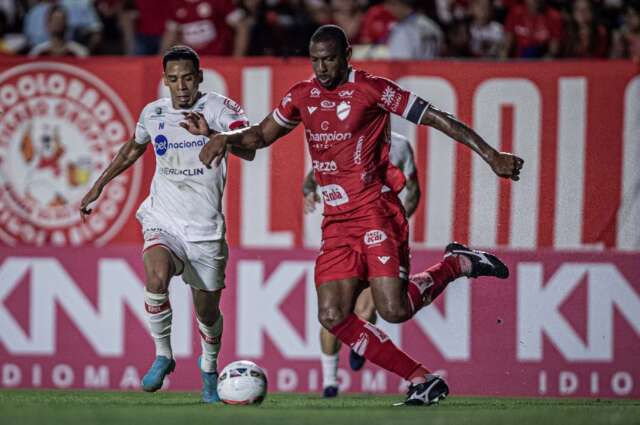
[310,25,350,56]
[162,45,200,71]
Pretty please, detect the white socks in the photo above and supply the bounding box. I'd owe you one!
[144,290,173,359]
[321,352,339,388]
[198,315,223,373]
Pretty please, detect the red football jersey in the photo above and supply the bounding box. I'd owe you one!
[274,68,429,216]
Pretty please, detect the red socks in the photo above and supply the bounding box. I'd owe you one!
[331,313,426,380]
[407,255,463,314]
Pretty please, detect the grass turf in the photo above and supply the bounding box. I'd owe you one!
[1,390,638,425]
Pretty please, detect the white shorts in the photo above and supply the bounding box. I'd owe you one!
[140,221,228,292]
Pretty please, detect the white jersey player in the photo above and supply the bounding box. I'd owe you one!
[302,131,421,397]
[80,46,255,404]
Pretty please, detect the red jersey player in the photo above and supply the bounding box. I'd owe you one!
[183,25,524,405]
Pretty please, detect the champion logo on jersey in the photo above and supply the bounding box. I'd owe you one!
[337,101,351,121]
[307,106,318,114]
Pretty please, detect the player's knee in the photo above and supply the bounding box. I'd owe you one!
[376,304,410,324]
[145,267,171,293]
[318,306,348,331]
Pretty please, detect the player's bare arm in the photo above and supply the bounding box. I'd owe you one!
[302,170,321,214]
[196,114,292,168]
[180,111,257,162]
[403,176,421,218]
[79,138,147,219]
[421,106,524,181]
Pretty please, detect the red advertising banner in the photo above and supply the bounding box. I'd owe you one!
[1,247,638,398]
[0,58,638,251]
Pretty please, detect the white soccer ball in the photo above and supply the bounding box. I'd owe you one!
[217,360,268,405]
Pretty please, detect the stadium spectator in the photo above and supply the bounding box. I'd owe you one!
[23,0,56,47]
[502,0,564,58]
[468,0,506,58]
[29,4,89,56]
[0,9,27,54]
[563,0,609,58]
[611,0,640,62]
[359,0,397,44]
[121,0,170,55]
[386,0,444,59]
[95,0,126,54]
[161,0,248,56]
[329,0,365,43]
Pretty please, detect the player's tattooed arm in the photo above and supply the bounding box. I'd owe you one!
[302,170,321,214]
[80,138,147,219]
[420,106,524,181]
[402,176,421,218]
[200,115,293,168]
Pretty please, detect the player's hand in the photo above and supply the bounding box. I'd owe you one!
[491,152,524,181]
[303,191,320,214]
[200,133,228,168]
[180,112,211,136]
[79,185,102,222]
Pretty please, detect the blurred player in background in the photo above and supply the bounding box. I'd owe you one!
[182,25,524,405]
[80,45,255,403]
[302,131,420,397]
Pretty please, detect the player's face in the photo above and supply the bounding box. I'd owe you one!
[309,40,351,89]
[163,59,203,109]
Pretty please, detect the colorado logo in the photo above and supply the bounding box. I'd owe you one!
[0,62,141,246]
[364,230,387,246]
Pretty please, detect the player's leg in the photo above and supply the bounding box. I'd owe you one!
[141,245,182,392]
[184,239,228,403]
[192,287,223,403]
[408,242,509,313]
[319,327,341,397]
[348,288,376,371]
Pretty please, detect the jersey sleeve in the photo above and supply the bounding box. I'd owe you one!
[205,95,249,132]
[367,75,430,124]
[134,105,151,145]
[272,88,301,129]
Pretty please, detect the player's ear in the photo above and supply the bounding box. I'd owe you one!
[345,46,352,63]
[162,72,169,87]
[198,69,203,84]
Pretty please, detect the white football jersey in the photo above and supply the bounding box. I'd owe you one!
[389,132,417,205]
[134,92,248,241]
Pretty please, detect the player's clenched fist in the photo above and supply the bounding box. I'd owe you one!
[490,152,524,181]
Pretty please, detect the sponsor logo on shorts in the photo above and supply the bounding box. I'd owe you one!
[0,62,140,246]
[159,167,205,176]
[320,184,349,207]
[364,230,387,246]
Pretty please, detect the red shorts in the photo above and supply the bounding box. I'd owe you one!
[314,195,409,286]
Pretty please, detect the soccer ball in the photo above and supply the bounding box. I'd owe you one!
[217,360,268,405]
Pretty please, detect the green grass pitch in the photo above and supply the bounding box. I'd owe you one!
[1,390,638,425]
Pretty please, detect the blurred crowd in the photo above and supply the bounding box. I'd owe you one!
[0,0,638,60]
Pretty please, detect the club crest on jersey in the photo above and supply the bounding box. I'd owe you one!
[337,101,351,121]
[364,230,387,246]
[155,134,168,156]
[310,88,321,97]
